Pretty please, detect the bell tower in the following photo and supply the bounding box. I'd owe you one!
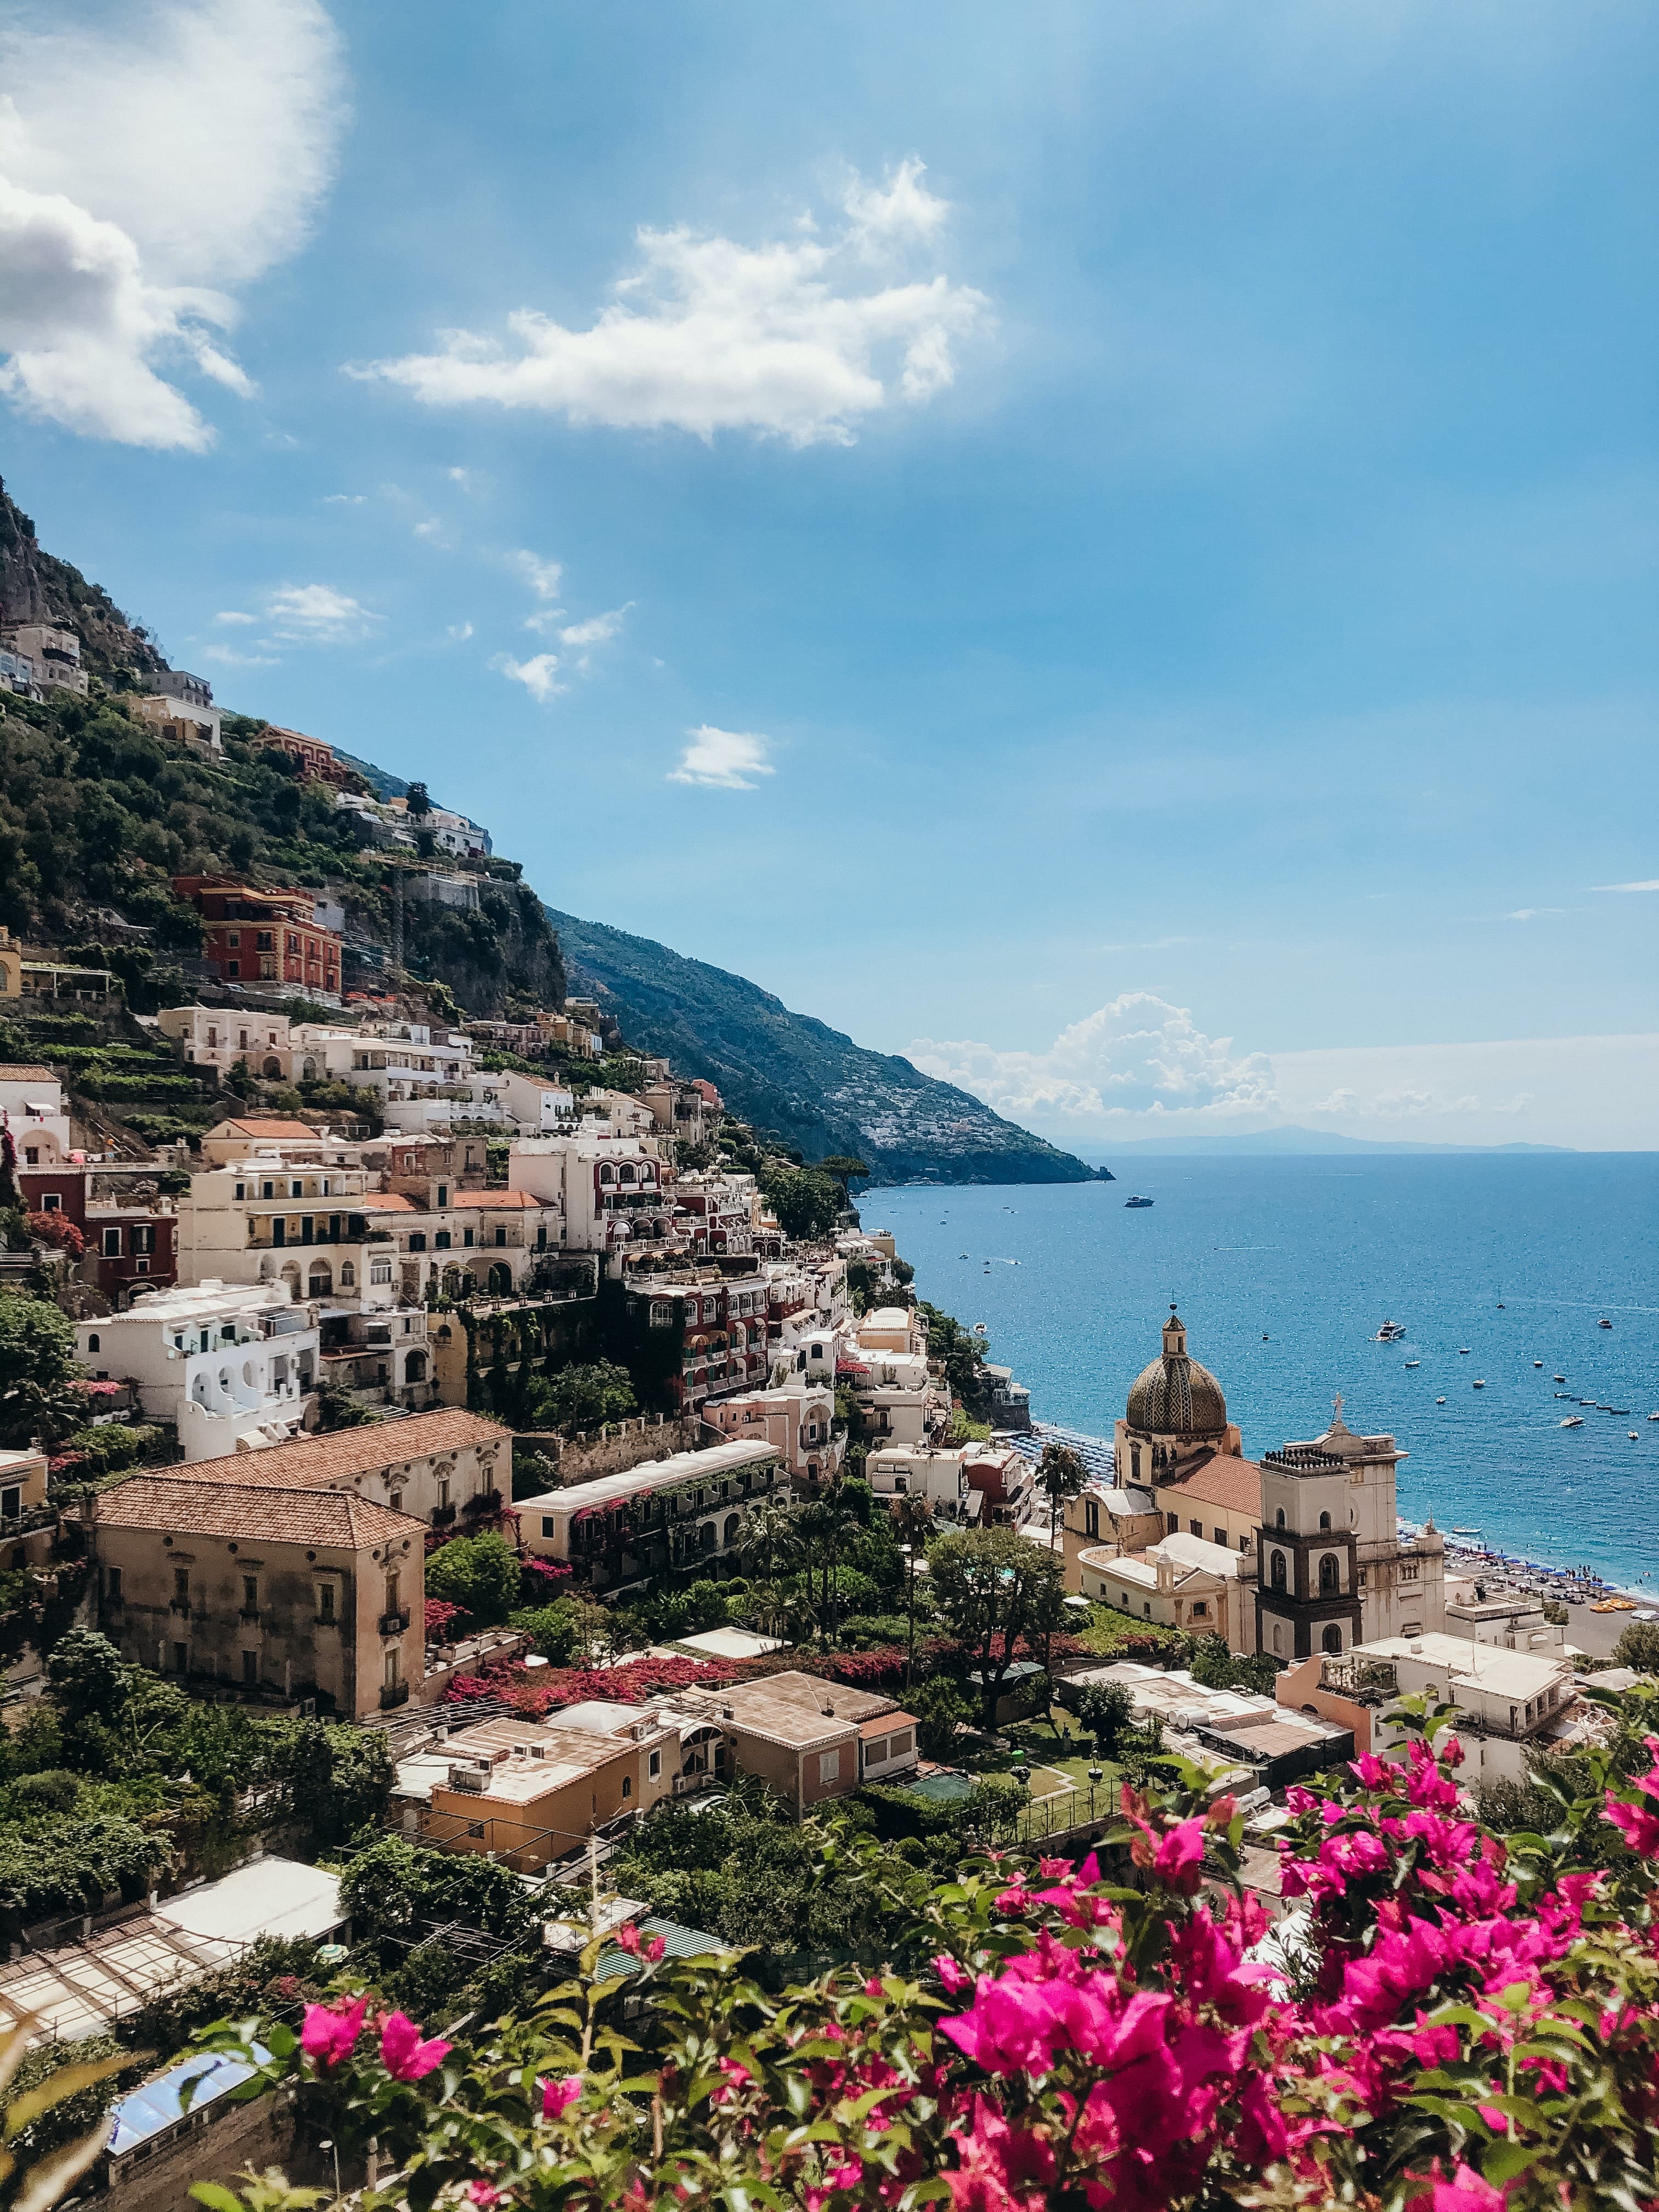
[1255,1442,1363,1662]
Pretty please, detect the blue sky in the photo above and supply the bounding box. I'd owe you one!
[3,0,1655,1148]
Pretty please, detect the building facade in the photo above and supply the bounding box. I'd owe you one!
[172,879,343,998]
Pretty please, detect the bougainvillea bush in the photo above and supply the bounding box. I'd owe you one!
[189,1691,1659,2212]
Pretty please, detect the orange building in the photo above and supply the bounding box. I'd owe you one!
[172,878,343,997]
[254,725,350,784]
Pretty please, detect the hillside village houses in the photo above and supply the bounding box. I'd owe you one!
[76,1283,320,1461]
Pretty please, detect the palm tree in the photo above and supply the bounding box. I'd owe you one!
[737,1501,800,1586]
[795,1488,859,1645]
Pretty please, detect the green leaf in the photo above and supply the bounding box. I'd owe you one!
[190,2186,249,2212]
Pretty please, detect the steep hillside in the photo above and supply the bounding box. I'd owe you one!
[0,477,165,681]
[549,909,1099,1186]
[1,473,1092,1183]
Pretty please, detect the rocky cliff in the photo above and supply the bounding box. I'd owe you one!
[0,477,165,681]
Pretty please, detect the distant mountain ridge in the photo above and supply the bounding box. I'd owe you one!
[548,908,1101,1187]
[1082,1125,1575,1158]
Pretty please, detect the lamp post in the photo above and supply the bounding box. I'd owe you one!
[900,1543,916,1690]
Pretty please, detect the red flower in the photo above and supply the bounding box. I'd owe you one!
[301,1995,369,2070]
[379,2010,451,2082]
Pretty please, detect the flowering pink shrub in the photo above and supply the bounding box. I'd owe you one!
[188,1692,1659,2212]
[424,1598,466,1640]
[521,1554,573,1585]
[26,1210,84,1257]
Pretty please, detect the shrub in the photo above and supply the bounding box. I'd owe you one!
[424,1530,522,1626]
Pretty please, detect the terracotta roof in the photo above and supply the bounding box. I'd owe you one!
[145,1408,512,1491]
[221,1118,323,1139]
[95,1475,420,1550]
[0,1066,60,1083]
[1154,1452,1262,1517]
[449,1189,542,1209]
[362,1192,419,1211]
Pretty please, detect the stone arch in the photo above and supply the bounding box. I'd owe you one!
[405,1350,427,1383]
[1270,1549,1287,1592]
[1274,1507,1286,1530]
[308,1262,333,1299]
[1322,1623,1344,1655]
[1318,1511,1331,1531]
[281,1261,302,1303]
[723,1513,741,1548]
[488,1262,512,1297]
[1318,1552,1340,1596]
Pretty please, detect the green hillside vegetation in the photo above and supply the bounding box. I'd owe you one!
[548,907,1098,1187]
[0,689,562,1020]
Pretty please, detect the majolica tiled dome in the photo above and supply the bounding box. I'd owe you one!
[1125,1307,1228,1437]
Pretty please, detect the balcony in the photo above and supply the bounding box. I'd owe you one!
[379,1609,412,1637]
[431,1502,456,1527]
[239,1606,260,1624]
[380,1681,410,1711]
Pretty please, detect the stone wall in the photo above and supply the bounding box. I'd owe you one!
[514,1410,707,1491]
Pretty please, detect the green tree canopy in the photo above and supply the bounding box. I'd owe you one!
[425,1530,523,1626]
[0,1290,82,1444]
[1612,1620,1659,1675]
[757,1162,841,1243]
[523,1360,637,1432]
[928,1526,1066,1728]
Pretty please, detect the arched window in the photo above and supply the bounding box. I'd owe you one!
[1272,1623,1284,1656]
[340,1261,356,1288]
[87,1334,99,1353]
[1270,1550,1287,1592]
[1318,1511,1331,1531]
[405,1351,427,1383]
[1322,1623,1344,1655]
[600,1164,614,1185]
[1318,1552,1340,1595]
[1274,1507,1286,1530]
[622,1775,631,1798]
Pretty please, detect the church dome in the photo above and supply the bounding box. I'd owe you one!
[1125,1308,1228,1437]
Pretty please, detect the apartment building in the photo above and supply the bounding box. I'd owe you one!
[174,1152,383,1306]
[673,1171,756,1259]
[1057,1479,1164,1592]
[524,1439,783,1589]
[495,1070,577,1133]
[670,1673,919,1816]
[1,623,86,696]
[252,725,350,784]
[0,1065,72,1158]
[162,1407,509,1535]
[1076,1530,1251,1650]
[866,1443,975,1519]
[76,1282,319,1459]
[171,878,343,1000]
[1299,1633,1581,1785]
[510,1133,677,1269]
[159,1007,298,1079]
[422,1705,678,1870]
[91,1475,426,1716]
[702,1384,842,1483]
[130,688,222,755]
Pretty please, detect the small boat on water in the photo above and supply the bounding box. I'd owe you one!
[1534,1360,1543,1368]
[1473,1380,1486,1389]
[1452,1525,1481,1535]
[1436,1396,1446,1405]
[1374,1319,1406,1342]
[1458,1347,1471,1356]
[1649,1412,1659,1422]
[1599,1317,1613,1329]
[1124,1195,1154,1209]
[1405,1358,1420,1368]
[1561,1416,1584,1428]
[1632,1432,1641,1442]
[1554,1374,1567,1382]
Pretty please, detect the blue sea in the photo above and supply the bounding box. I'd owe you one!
[866,1156,1659,1589]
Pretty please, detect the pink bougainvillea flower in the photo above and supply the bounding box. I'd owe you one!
[301,1994,369,2070]
[616,1922,642,1955]
[379,2011,451,2083]
[1410,2161,1509,2212]
[1152,1816,1206,1890]
[466,2183,502,2207]
[541,2074,582,2119]
[934,1953,972,1995]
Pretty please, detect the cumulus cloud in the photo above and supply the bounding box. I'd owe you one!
[1307,1084,1531,1120]
[447,621,474,642]
[909,993,1277,1122]
[1595,878,1659,893]
[493,652,565,703]
[353,159,986,447]
[558,605,631,649]
[669,726,775,789]
[214,610,256,625]
[0,0,346,448]
[264,583,380,643]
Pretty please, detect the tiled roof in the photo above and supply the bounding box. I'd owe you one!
[222,1118,322,1139]
[0,1066,60,1083]
[1155,1452,1262,1517]
[146,1408,512,1491]
[95,1475,420,1550]
[449,1189,542,1209]
[362,1192,419,1211]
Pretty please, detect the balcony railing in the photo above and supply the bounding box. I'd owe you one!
[379,1609,412,1637]
[431,1502,456,1526]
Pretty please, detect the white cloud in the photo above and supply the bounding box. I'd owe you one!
[323,491,364,504]
[202,644,278,667]
[514,551,563,601]
[1595,878,1659,893]
[1275,1035,1659,1149]
[264,582,380,643]
[413,518,443,541]
[668,726,775,789]
[909,992,1276,1122]
[559,604,632,650]
[354,160,986,448]
[493,651,565,704]
[1503,907,1564,922]
[447,621,474,642]
[213,609,255,625]
[0,0,346,448]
